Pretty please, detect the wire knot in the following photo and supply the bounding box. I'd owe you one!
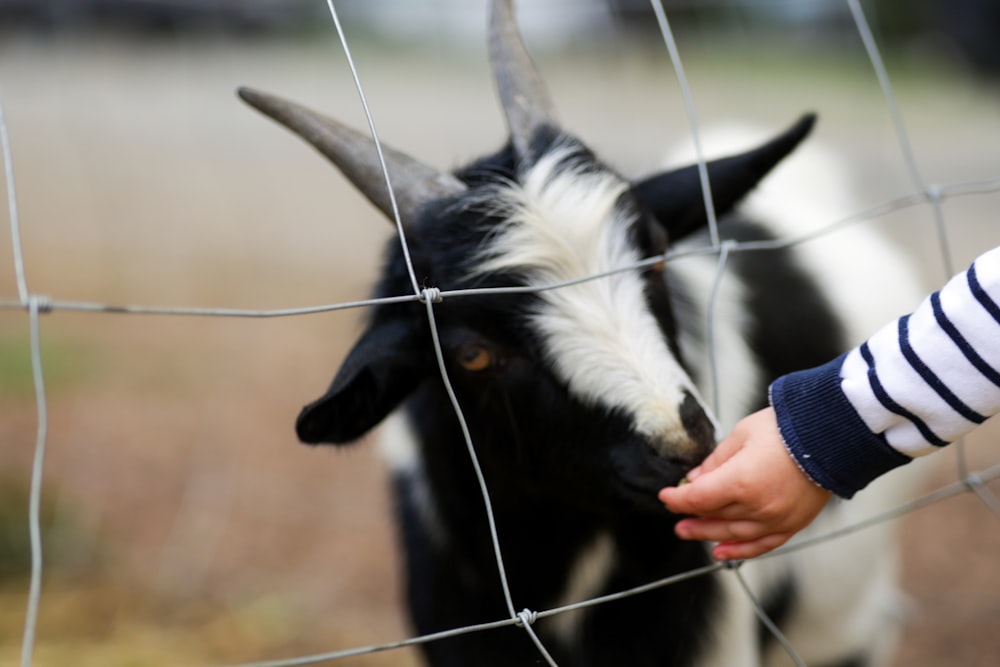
[516,608,538,627]
[963,472,984,491]
[419,287,443,304]
[27,295,53,314]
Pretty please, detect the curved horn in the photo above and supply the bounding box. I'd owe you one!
[238,86,465,225]
[489,0,558,161]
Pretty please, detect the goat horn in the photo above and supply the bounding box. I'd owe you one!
[489,0,559,162]
[238,86,466,225]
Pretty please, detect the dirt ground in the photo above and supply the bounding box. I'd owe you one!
[1,23,999,667]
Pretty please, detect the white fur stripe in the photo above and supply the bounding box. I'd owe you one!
[476,145,701,448]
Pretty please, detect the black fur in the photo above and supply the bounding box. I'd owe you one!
[295,128,852,665]
[721,217,847,406]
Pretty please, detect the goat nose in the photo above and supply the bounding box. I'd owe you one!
[679,392,716,459]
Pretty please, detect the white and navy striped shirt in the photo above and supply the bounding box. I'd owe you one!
[770,246,1000,498]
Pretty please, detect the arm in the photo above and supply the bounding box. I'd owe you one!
[660,246,1000,560]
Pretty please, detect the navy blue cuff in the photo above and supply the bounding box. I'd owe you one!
[769,354,912,499]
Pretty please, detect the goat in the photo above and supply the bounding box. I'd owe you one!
[239,1,923,665]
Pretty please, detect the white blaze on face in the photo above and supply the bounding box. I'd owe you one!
[475,145,703,448]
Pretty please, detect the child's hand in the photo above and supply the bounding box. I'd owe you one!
[658,407,832,561]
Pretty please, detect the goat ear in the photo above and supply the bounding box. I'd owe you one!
[632,114,816,242]
[296,320,427,445]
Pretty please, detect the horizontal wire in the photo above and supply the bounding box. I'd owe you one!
[7,4,1000,667]
[762,462,1000,561]
[2,176,998,320]
[0,294,419,318]
[216,463,1000,667]
[214,615,521,667]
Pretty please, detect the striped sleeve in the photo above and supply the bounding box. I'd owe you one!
[770,246,1000,498]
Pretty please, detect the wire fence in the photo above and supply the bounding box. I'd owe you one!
[4,1,1000,666]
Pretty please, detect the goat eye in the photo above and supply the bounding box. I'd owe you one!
[458,344,494,372]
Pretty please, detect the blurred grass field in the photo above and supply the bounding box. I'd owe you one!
[1,16,1000,667]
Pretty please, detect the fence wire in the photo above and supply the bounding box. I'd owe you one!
[4,1,1000,666]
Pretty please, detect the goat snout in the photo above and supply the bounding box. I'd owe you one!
[649,392,716,466]
[680,392,716,456]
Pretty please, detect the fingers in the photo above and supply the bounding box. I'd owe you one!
[675,517,770,544]
[687,432,743,480]
[659,427,753,512]
[659,460,747,515]
[656,406,828,561]
[711,533,792,561]
[659,480,732,516]
[675,518,793,561]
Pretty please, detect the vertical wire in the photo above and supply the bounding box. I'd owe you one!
[318,0,540,645]
[847,0,923,189]
[313,4,557,658]
[1,96,28,303]
[20,297,49,667]
[321,0,422,297]
[1,3,995,666]
[845,0,953,276]
[704,241,734,430]
[2,95,48,667]
[649,0,721,248]
[845,0,973,483]
[421,292,518,619]
[645,4,797,656]
[517,610,560,667]
[732,566,807,667]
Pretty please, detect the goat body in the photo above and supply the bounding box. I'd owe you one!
[241,2,924,665]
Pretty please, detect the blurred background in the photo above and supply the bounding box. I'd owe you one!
[1,1,999,665]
